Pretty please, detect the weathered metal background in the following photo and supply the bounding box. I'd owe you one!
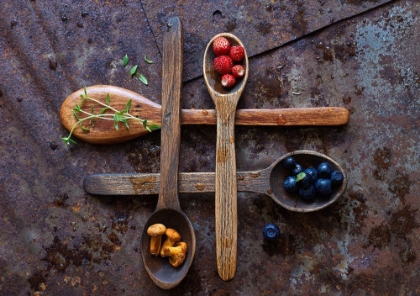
[0,0,419,295]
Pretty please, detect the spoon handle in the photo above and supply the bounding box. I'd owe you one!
[83,170,270,196]
[155,17,183,211]
[213,99,239,281]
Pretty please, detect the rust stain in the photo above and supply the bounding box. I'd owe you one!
[194,184,206,191]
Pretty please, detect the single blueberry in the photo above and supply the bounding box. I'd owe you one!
[283,176,298,193]
[299,184,316,201]
[315,178,332,196]
[292,163,303,175]
[330,170,344,186]
[283,156,296,169]
[317,161,332,178]
[304,167,318,182]
[296,172,311,189]
[263,223,280,241]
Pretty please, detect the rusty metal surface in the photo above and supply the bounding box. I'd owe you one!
[0,0,419,295]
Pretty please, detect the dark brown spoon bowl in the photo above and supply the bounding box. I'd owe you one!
[268,150,347,212]
[140,209,195,287]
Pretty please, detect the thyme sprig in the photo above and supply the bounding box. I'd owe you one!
[61,86,160,145]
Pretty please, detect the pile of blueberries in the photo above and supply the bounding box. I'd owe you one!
[282,156,344,201]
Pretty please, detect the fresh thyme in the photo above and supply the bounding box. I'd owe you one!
[61,86,160,145]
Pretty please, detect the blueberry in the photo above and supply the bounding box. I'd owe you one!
[304,167,318,182]
[296,172,311,188]
[283,176,298,193]
[292,163,303,175]
[263,223,280,241]
[317,162,332,178]
[283,156,296,169]
[330,170,344,186]
[315,178,332,196]
[299,184,316,201]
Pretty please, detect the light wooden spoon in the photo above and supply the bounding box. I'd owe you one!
[203,33,249,281]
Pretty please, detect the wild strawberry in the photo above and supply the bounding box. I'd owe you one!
[213,55,233,75]
[213,36,231,56]
[231,64,245,78]
[230,45,245,62]
[221,74,236,88]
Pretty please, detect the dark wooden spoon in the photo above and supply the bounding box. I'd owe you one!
[140,17,195,289]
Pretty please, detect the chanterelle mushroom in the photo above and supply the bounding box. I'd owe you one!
[159,228,181,257]
[163,241,188,267]
[147,223,166,256]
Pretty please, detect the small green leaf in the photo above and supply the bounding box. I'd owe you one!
[122,118,130,129]
[138,74,148,85]
[106,93,111,105]
[74,103,81,112]
[61,137,77,145]
[122,54,129,67]
[84,86,87,96]
[80,125,90,132]
[130,65,138,77]
[147,124,160,132]
[144,54,153,64]
[100,107,108,114]
[296,172,306,182]
[125,99,132,112]
[142,119,148,129]
[113,114,120,130]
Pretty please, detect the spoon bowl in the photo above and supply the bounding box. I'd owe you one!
[203,33,249,96]
[141,209,195,287]
[267,150,347,212]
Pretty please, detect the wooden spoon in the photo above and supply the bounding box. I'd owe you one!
[84,150,347,212]
[60,85,349,144]
[203,33,249,281]
[139,17,195,289]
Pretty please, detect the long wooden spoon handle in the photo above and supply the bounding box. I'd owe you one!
[182,107,349,126]
[214,102,238,281]
[83,170,270,196]
[155,16,183,211]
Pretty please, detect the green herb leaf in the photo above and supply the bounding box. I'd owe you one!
[144,54,153,64]
[296,172,306,182]
[61,137,77,145]
[84,86,87,96]
[130,65,138,77]
[138,74,148,85]
[122,54,129,67]
[80,125,90,132]
[106,93,111,105]
[147,124,161,131]
[100,107,108,114]
[125,99,132,112]
[113,114,120,130]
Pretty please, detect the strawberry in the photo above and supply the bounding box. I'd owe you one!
[230,45,245,62]
[231,64,245,78]
[213,55,233,75]
[213,36,231,56]
[221,74,236,88]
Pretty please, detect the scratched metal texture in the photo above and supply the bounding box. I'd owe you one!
[0,0,419,295]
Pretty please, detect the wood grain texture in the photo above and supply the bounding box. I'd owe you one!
[155,18,183,212]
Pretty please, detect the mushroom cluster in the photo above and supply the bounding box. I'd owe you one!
[147,224,188,267]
